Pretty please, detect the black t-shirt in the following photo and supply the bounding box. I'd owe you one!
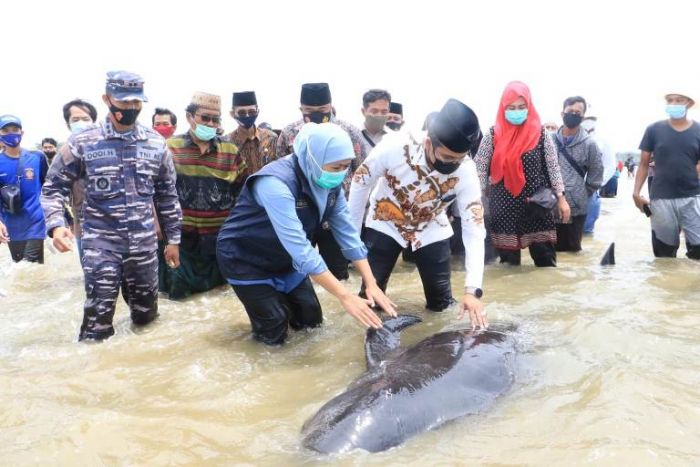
[639,120,700,199]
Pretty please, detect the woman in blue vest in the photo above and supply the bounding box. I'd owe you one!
[217,123,396,345]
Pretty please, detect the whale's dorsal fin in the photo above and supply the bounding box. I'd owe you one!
[600,242,615,266]
[364,315,422,369]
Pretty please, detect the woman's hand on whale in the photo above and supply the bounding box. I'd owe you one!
[339,293,384,329]
[311,266,388,329]
[363,282,397,318]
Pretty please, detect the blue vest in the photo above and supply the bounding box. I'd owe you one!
[216,155,339,280]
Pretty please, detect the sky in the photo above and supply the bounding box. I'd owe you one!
[2,0,698,153]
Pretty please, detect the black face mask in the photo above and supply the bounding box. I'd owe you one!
[562,112,583,129]
[386,121,402,131]
[430,147,461,174]
[304,111,332,124]
[109,100,141,126]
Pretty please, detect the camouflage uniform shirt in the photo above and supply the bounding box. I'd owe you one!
[41,118,182,254]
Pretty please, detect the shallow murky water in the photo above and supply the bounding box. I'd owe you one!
[2,177,699,466]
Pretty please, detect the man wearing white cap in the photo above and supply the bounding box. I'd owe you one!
[634,90,700,259]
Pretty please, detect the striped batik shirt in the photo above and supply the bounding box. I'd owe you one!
[167,133,247,235]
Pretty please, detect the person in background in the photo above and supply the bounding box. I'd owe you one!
[626,155,636,178]
[475,81,569,267]
[276,82,370,280]
[61,98,99,258]
[543,121,558,135]
[163,92,246,299]
[386,102,404,131]
[634,90,700,259]
[600,159,622,198]
[360,89,391,147]
[151,107,178,288]
[217,123,396,345]
[42,71,182,341]
[551,96,603,252]
[152,108,177,139]
[581,116,616,234]
[228,91,278,174]
[64,98,98,134]
[41,138,58,165]
[0,115,48,263]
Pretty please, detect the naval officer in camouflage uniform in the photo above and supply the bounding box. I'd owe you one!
[41,71,183,341]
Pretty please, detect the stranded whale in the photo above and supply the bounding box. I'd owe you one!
[301,315,516,454]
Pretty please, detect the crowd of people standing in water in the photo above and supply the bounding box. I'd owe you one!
[1,71,699,344]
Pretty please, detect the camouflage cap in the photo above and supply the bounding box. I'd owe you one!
[191,92,221,112]
[105,70,148,102]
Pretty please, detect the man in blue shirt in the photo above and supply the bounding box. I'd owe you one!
[0,115,47,263]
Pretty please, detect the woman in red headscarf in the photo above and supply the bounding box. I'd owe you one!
[475,81,570,266]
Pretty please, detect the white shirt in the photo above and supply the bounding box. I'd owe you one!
[591,132,617,183]
[348,132,485,288]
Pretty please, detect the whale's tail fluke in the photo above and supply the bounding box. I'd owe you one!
[364,315,422,369]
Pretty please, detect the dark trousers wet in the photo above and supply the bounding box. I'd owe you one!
[652,230,700,260]
[497,242,557,267]
[232,278,322,345]
[556,215,587,252]
[80,248,159,341]
[361,228,454,311]
[315,226,349,280]
[8,239,44,264]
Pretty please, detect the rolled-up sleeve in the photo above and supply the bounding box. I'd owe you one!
[253,176,327,276]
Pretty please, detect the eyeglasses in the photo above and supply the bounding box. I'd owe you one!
[195,113,221,124]
[235,109,259,118]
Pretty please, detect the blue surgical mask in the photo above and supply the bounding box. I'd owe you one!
[194,123,217,141]
[307,139,348,189]
[0,133,22,148]
[70,120,92,134]
[315,168,347,189]
[666,104,687,120]
[505,109,528,125]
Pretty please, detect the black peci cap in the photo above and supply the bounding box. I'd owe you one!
[232,91,257,107]
[430,98,480,153]
[300,83,332,106]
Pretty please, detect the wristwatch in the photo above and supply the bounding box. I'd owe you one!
[465,286,483,298]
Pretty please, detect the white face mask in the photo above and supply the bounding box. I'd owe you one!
[70,120,92,134]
